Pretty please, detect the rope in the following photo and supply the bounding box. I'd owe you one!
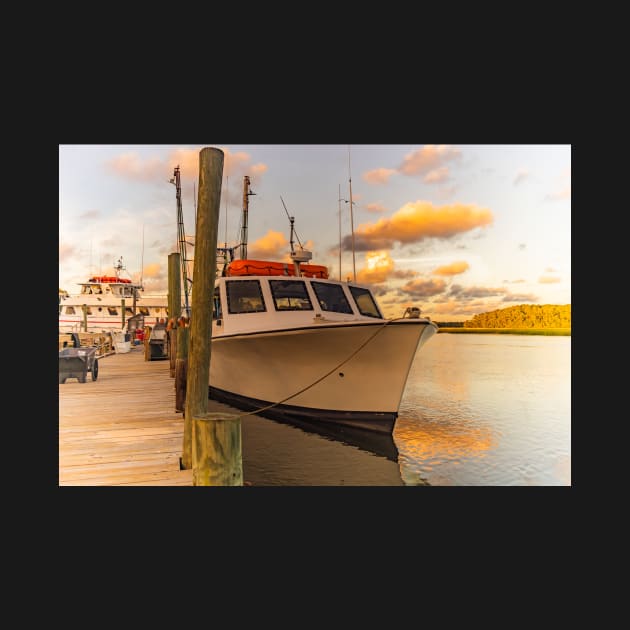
[231,317,403,420]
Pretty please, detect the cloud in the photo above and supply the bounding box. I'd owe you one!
[432,261,469,276]
[143,263,162,279]
[362,168,396,185]
[59,243,78,263]
[546,168,571,200]
[504,278,526,283]
[356,251,417,284]
[399,145,461,176]
[248,230,289,260]
[502,293,539,302]
[424,167,450,184]
[538,275,561,284]
[79,209,100,220]
[546,187,571,200]
[448,284,507,298]
[518,243,526,250]
[401,278,447,297]
[106,153,165,181]
[513,169,529,186]
[342,200,493,251]
[105,146,268,188]
[365,203,388,213]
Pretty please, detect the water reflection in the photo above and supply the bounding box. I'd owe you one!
[261,415,400,462]
[394,415,496,485]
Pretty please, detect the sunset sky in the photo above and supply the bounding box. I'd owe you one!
[59,144,571,321]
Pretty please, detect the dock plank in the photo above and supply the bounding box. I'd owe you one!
[59,348,193,486]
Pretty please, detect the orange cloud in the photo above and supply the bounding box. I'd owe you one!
[363,168,396,185]
[248,230,289,260]
[433,261,470,276]
[106,146,267,186]
[347,200,493,250]
[106,153,165,180]
[356,251,417,284]
[424,167,449,183]
[539,275,561,283]
[399,145,461,176]
[365,203,388,213]
[513,169,529,185]
[547,187,571,200]
[143,263,162,279]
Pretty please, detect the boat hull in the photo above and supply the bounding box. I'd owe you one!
[208,319,437,433]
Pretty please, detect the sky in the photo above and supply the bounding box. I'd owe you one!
[59,144,571,321]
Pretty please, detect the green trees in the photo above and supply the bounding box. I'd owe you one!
[464,304,571,328]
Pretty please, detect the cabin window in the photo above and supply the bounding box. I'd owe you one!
[66,306,76,315]
[269,280,313,311]
[125,307,134,316]
[311,282,353,314]
[138,307,150,316]
[85,307,93,315]
[108,307,118,316]
[349,286,382,318]
[226,280,266,314]
[213,287,222,320]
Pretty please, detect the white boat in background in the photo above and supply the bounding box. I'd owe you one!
[208,254,438,434]
[59,258,169,333]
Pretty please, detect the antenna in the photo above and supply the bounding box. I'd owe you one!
[348,145,356,282]
[281,195,311,275]
[338,184,344,281]
[140,223,145,288]
[224,175,229,248]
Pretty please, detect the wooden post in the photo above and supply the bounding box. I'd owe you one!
[170,328,178,379]
[182,147,224,470]
[121,298,126,330]
[175,326,189,412]
[82,304,88,332]
[144,325,151,361]
[192,413,242,486]
[168,253,181,377]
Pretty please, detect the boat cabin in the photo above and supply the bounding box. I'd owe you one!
[80,277,137,298]
[212,275,384,336]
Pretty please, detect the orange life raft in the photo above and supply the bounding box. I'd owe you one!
[88,276,132,284]
[226,260,329,279]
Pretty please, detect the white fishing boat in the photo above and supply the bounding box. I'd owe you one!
[208,253,437,434]
[58,257,169,333]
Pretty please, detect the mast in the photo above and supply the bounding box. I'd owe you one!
[171,165,191,317]
[348,145,356,281]
[338,184,343,281]
[240,175,255,259]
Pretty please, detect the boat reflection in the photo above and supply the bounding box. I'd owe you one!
[258,414,400,462]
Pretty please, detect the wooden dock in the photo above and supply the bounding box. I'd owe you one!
[59,345,405,486]
[59,347,196,485]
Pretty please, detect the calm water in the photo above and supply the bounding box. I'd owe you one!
[393,333,571,486]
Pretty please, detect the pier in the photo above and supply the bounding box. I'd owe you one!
[58,347,404,486]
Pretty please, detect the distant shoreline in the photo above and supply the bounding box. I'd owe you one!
[437,327,571,336]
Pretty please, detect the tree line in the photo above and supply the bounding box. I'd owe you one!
[463,304,571,328]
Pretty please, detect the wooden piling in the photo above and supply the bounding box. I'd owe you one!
[168,253,181,378]
[144,325,151,361]
[121,298,126,330]
[82,304,88,332]
[175,326,189,412]
[192,413,242,486]
[182,147,224,471]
